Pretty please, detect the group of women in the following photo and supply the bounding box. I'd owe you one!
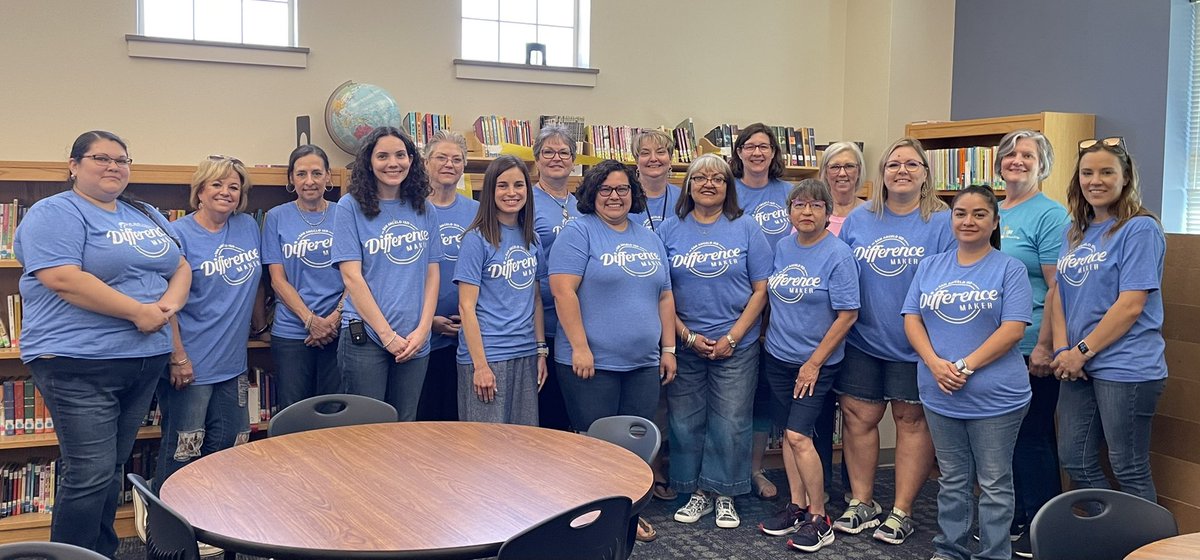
[15,124,1168,558]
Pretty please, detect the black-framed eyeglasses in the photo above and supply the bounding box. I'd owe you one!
[208,154,245,167]
[81,154,133,167]
[1078,137,1126,153]
[597,185,631,197]
[539,149,573,161]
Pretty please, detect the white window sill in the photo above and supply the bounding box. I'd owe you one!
[126,35,308,68]
[453,59,598,88]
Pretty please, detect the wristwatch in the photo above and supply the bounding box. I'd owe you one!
[953,359,974,376]
[1076,340,1096,358]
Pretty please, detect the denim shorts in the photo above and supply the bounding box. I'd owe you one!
[762,352,839,438]
[833,343,920,404]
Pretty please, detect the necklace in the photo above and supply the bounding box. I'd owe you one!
[537,184,570,221]
[296,199,329,227]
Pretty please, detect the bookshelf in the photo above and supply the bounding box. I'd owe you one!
[905,112,1095,206]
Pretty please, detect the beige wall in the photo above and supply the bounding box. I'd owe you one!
[2,0,953,170]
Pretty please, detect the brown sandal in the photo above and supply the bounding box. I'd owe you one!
[752,469,778,500]
[652,481,677,500]
[635,516,657,542]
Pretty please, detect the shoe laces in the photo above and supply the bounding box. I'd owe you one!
[681,494,709,515]
[716,496,736,518]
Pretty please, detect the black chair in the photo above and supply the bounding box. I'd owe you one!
[585,415,660,465]
[1030,488,1178,560]
[268,393,398,437]
[497,496,632,560]
[127,473,202,560]
[0,542,108,560]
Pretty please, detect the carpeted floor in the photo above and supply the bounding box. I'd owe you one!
[115,468,943,560]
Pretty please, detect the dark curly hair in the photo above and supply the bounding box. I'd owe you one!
[575,159,647,216]
[348,127,430,218]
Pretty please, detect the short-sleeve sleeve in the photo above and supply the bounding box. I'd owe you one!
[548,220,590,276]
[1035,205,1070,265]
[452,231,486,287]
[901,261,925,316]
[16,199,86,273]
[1001,258,1034,324]
[260,209,283,265]
[536,241,549,280]
[423,204,445,263]
[332,199,361,264]
[829,254,861,311]
[1116,218,1165,293]
[746,220,774,282]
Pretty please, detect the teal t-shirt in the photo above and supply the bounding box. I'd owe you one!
[999,193,1068,354]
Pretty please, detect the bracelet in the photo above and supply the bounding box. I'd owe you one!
[685,332,697,349]
[536,340,548,349]
[304,313,315,331]
[1052,346,1071,358]
[383,332,399,348]
[726,334,737,348]
[169,357,190,367]
[661,346,676,355]
[335,297,346,313]
[537,347,550,357]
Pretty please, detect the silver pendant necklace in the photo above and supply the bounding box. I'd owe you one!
[297,199,329,227]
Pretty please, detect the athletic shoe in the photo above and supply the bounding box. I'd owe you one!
[674,492,713,523]
[872,508,916,545]
[1012,530,1033,558]
[132,486,149,544]
[832,498,882,534]
[759,502,806,536]
[197,542,225,558]
[787,513,835,553]
[715,495,740,529]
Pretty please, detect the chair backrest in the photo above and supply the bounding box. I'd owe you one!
[585,415,660,465]
[497,496,632,560]
[126,473,201,560]
[268,393,399,437]
[0,541,109,560]
[1030,488,1178,560]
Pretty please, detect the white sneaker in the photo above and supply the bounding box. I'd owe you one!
[674,492,714,523]
[131,487,148,544]
[715,495,740,529]
[197,542,225,557]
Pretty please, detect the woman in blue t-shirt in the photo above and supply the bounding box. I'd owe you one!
[1049,137,1167,503]
[660,154,771,531]
[261,145,344,411]
[15,131,189,556]
[903,185,1033,560]
[835,137,952,545]
[157,155,264,488]
[454,155,546,426]
[630,129,683,232]
[333,127,441,421]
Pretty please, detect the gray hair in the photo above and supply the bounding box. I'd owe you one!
[533,125,577,159]
[819,141,865,194]
[994,129,1054,182]
[423,130,468,159]
[788,178,835,221]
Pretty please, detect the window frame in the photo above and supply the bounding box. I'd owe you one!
[459,0,591,69]
[128,0,306,68]
[135,0,298,48]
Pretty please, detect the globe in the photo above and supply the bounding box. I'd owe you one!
[324,80,402,155]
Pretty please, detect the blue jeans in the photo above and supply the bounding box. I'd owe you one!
[29,354,165,557]
[1011,368,1061,527]
[668,343,759,496]
[155,373,251,491]
[1057,377,1164,502]
[270,335,342,412]
[338,328,429,421]
[925,405,1027,560]
[555,363,660,432]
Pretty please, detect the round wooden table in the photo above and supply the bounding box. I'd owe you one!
[1126,532,1200,560]
[159,422,653,559]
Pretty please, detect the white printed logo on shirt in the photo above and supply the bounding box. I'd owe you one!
[200,244,260,286]
[364,220,429,265]
[768,264,821,304]
[919,280,999,325]
[600,243,662,278]
[670,242,742,279]
[107,221,173,259]
[282,229,333,268]
[487,246,538,290]
[439,223,466,262]
[751,201,790,236]
[853,235,926,277]
[1057,243,1108,287]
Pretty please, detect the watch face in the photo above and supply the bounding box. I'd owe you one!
[1077,341,1090,354]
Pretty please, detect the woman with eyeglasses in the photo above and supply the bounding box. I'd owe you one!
[531,125,580,431]
[992,130,1069,554]
[333,127,441,421]
[756,179,859,553]
[417,131,479,421]
[630,129,683,231]
[660,153,771,531]
[1048,137,1166,504]
[903,185,1033,560]
[260,145,345,412]
[455,155,546,425]
[732,122,791,502]
[835,137,952,546]
[156,154,264,490]
[14,131,188,555]
[821,142,867,236]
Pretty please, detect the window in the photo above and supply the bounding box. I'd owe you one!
[137,0,296,47]
[1186,1,1200,232]
[461,0,590,68]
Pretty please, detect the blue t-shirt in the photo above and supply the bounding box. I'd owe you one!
[429,194,480,351]
[765,233,860,365]
[260,200,343,340]
[736,178,793,250]
[332,195,444,357]
[840,205,954,362]
[999,193,1069,354]
[1056,216,1167,382]
[548,214,671,372]
[453,225,546,364]
[631,184,682,231]
[657,214,772,341]
[173,213,263,385]
[16,192,182,362]
[533,186,582,341]
[902,249,1032,419]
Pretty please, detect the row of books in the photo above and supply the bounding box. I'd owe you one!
[401,112,453,150]
[672,118,699,164]
[0,294,19,348]
[0,459,55,519]
[927,146,1006,191]
[472,115,534,147]
[773,125,820,167]
[538,115,586,147]
[2,380,52,436]
[0,199,25,261]
[586,124,648,163]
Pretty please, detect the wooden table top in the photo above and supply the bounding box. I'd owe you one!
[159,422,653,559]
[1126,532,1200,560]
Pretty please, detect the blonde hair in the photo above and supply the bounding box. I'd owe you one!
[189,156,251,212]
[632,129,675,157]
[869,137,946,221]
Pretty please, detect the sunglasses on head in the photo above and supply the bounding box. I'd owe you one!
[208,154,245,167]
[1078,137,1126,153]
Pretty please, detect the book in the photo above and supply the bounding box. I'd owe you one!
[2,382,12,436]
[22,381,33,435]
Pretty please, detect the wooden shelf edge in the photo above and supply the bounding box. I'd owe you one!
[0,504,135,544]
[0,161,347,188]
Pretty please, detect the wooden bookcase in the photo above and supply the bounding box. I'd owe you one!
[905,112,1095,205]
